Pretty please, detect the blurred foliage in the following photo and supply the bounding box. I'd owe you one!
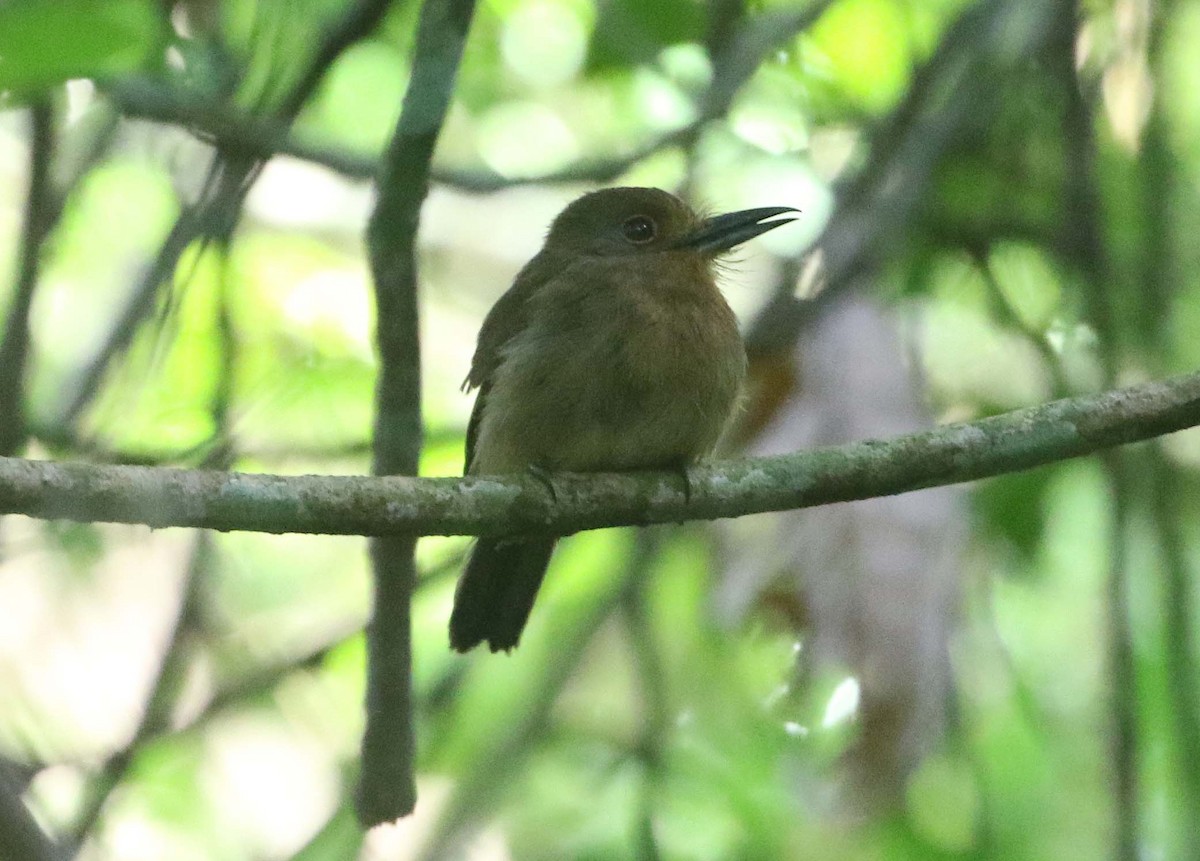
[0,0,1199,859]
[0,1,165,96]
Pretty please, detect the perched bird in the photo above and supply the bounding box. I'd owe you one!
[450,187,797,653]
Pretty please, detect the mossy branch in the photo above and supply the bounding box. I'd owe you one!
[0,369,1195,537]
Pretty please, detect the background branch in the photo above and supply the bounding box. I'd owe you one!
[0,769,63,861]
[57,0,393,427]
[0,101,55,457]
[106,77,378,179]
[747,0,1058,354]
[66,534,213,853]
[65,244,239,853]
[417,530,665,859]
[357,0,477,827]
[102,1,834,197]
[1140,0,1200,840]
[1055,3,1138,853]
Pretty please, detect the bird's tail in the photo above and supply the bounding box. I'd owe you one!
[449,538,556,653]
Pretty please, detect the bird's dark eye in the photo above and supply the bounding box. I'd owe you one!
[622,215,657,244]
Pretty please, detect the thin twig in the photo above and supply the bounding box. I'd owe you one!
[972,247,1072,397]
[746,0,1059,355]
[1152,446,1200,835]
[50,107,120,215]
[280,0,394,119]
[701,0,836,120]
[1139,0,1200,842]
[105,1,832,196]
[357,0,477,827]
[417,530,665,860]
[58,204,211,424]
[77,620,364,774]
[58,0,395,427]
[44,546,466,776]
[28,421,464,468]
[622,556,669,861]
[107,75,704,191]
[0,558,467,791]
[66,247,240,853]
[106,77,377,179]
[0,769,64,861]
[0,102,55,456]
[1055,4,1138,856]
[1137,29,1173,350]
[66,533,213,852]
[1100,451,1138,861]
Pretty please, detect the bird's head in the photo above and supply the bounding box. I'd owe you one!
[544,186,797,259]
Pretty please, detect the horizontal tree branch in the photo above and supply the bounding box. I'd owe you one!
[105,78,379,179]
[0,370,1196,537]
[106,77,698,192]
[105,2,834,196]
[746,0,1055,354]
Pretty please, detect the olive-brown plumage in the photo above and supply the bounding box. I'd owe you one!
[450,187,796,652]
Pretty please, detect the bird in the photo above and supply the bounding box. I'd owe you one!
[449,186,798,653]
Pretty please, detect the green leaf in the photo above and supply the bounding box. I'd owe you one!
[288,804,364,861]
[808,0,913,113]
[586,0,704,70]
[0,0,161,95]
[973,467,1056,568]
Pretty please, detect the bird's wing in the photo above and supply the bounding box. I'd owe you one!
[463,254,558,473]
[463,287,527,474]
[464,288,524,391]
[464,377,490,473]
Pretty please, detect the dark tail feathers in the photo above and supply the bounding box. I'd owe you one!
[449,538,556,652]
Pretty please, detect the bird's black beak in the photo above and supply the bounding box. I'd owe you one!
[675,206,799,254]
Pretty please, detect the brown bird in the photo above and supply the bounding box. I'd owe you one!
[450,186,797,653]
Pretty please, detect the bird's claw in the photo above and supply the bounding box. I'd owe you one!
[676,464,694,506]
[527,463,559,504]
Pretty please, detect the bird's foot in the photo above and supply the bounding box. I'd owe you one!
[673,462,694,506]
[526,463,559,504]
